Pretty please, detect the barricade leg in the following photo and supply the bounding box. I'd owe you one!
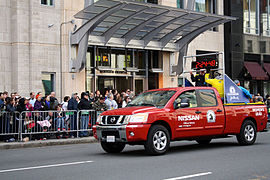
[77,113,79,138]
[19,114,22,142]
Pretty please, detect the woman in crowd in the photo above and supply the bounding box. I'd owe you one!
[34,95,43,111]
[43,95,51,110]
[122,96,131,108]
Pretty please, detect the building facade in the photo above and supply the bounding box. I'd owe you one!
[0,0,226,100]
[83,0,226,95]
[225,0,270,97]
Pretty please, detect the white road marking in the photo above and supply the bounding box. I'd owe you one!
[0,160,93,173]
[163,172,212,180]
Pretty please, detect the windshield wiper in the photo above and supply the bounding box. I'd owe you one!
[139,103,156,107]
[127,104,137,107]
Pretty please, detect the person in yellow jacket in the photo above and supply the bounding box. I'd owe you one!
[205,71,224,98]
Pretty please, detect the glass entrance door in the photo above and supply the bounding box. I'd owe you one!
[97,76,132,95]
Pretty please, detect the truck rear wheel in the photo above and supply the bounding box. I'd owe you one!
[196,139,211,145]
[144,125,170,155]
[237,120,257,145]
[100,142,125,153]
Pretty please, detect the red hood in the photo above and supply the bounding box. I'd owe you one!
[101,106,165,116]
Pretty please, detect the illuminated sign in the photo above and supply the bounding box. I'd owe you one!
[191,53,219,70]
[192,59,218,69]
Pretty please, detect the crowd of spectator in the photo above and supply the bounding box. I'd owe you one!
[0,89,135,142]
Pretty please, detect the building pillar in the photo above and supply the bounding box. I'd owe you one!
[145,50,149,90]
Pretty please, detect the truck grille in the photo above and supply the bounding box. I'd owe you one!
[101,115,125,125]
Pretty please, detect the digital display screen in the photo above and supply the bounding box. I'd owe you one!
[192,54,219,71]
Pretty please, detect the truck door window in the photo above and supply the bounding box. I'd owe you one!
[175,90,198,108]
[197,89,217,107]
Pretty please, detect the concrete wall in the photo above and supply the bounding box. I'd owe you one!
[0,0,84,99]
[62,0,85,98]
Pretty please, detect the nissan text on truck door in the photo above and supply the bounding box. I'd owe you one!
[93,87,268,155]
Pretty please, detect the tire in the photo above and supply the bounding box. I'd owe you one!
[196,139,211,145]
[100,142,125,153]
[236,120,257,145]
[144,125,170,155]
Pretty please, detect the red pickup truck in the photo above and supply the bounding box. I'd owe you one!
[93,87,268,155]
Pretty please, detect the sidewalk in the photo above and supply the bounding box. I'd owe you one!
[0,137,98,150]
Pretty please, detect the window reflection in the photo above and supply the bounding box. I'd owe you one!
[243,0,259,34]
[261,0,270,36]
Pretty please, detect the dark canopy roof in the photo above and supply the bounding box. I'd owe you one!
[71,0,235,52]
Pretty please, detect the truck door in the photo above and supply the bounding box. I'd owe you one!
[174,90,204,138]
[196,89,225,135]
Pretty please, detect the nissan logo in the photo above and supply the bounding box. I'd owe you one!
[110,117,116,123]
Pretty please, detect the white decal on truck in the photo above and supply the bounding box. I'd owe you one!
[178,115,200,121]
[207,110,216,123]
[252,108,264,116]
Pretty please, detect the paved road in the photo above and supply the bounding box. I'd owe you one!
[0,131,270,180]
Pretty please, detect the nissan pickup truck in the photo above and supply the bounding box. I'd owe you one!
[93,87,268,155]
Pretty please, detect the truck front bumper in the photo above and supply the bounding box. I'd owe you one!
[93,124,151,143]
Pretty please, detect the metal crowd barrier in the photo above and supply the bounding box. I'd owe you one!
[0,109,102,142]
[76,110,97,138]
[0,111,21,140]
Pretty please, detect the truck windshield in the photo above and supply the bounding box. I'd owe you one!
[127,90,176,108]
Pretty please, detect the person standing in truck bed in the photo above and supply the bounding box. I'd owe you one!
[190,69,206,87]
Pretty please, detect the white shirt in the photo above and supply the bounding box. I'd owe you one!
[62,102,68,111]
[105,99,118,110]
[29,98,36,107]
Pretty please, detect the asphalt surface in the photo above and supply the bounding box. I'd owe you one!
[0,131,270,180]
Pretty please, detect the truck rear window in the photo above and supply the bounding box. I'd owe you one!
[127,90,176,108]
[197,89,217,107]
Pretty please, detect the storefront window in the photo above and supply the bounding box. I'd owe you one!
[149,50,163,69]
[261,0,270,36]
[96,47,110,67]
[243,0,259,35]
[135,50,145,69]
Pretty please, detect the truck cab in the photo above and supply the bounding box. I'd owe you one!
[93,87,268,155]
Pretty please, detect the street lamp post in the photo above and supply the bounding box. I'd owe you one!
[60,20,75,101]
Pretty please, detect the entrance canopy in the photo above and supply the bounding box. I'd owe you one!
[70,0,235,71]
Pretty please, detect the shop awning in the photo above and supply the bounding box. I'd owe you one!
[263,63,270,76]
[70,0,235,71]
[244,62,269,80]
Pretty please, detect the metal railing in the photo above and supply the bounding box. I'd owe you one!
[0,110,102,142]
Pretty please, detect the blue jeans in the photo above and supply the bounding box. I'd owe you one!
[70,114,77,136]
[80,115,88,136]
[56,117,66,130]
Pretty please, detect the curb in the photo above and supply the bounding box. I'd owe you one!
[0,137,98,150]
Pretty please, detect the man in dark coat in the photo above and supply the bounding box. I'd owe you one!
[67,93,78,137]
[78,92,91,137]
[93,97,107,112]
[190,69,206,86]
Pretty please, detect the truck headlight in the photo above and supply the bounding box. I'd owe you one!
[127,113,148,124]
[97,115,103,124]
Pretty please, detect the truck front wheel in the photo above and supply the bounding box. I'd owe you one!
[237,120,257,145]
[100,142,125,153]
[144,125,170,155]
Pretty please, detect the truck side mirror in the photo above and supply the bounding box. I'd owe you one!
[174,98,190,109]
[180,98,190,108]
[180,102,190,108]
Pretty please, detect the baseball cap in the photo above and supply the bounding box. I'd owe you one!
[234,80,240,84]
